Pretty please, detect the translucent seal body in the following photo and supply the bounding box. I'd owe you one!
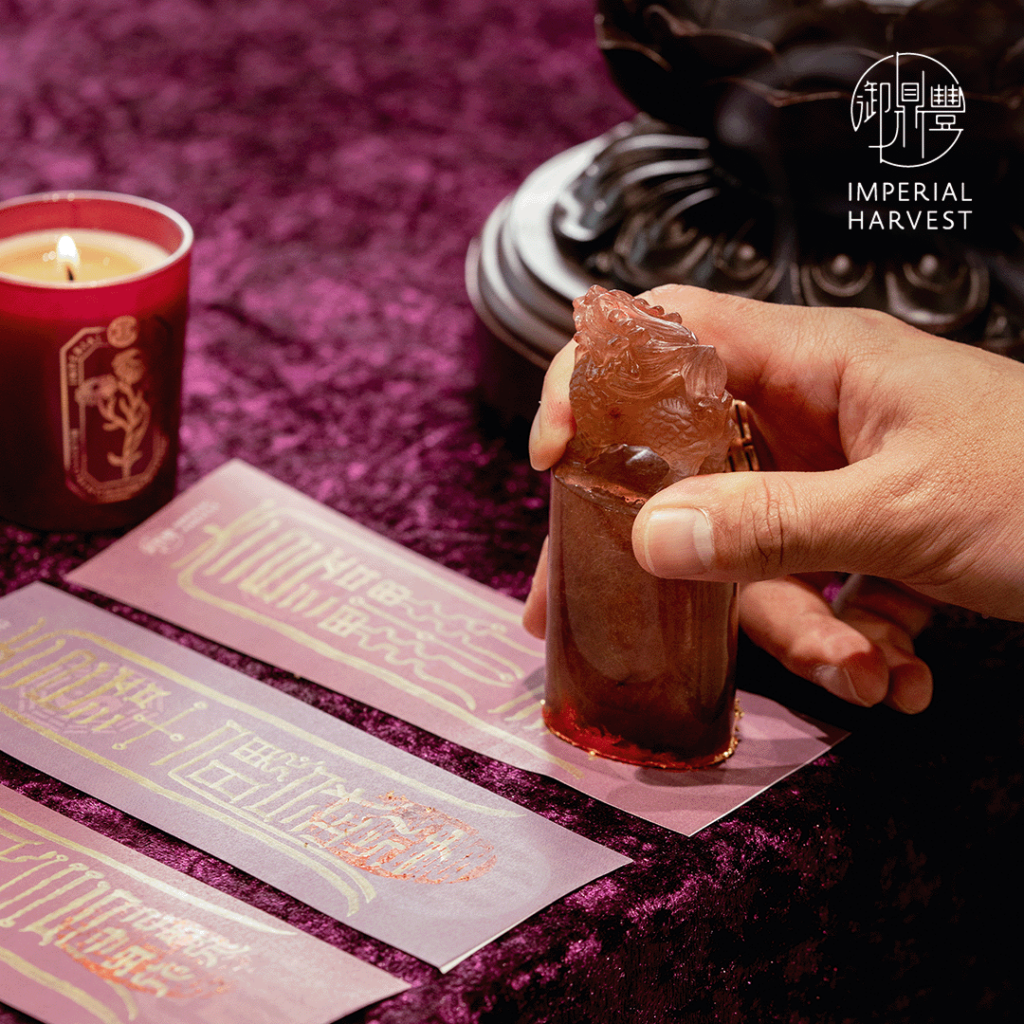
[543,285,739,768]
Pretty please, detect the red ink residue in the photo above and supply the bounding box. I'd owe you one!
[303,791,496,883]
[56,918,244,998]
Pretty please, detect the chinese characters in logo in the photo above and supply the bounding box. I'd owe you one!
[851,52,964,168]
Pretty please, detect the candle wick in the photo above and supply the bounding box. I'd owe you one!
[66,266,75,281]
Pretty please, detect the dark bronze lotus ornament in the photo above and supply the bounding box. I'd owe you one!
[552,1,1024,354]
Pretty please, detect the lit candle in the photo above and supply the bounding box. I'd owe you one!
[0,228,167,283]
[0,192,193,532]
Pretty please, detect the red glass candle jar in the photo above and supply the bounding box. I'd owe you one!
[0,192,193,531]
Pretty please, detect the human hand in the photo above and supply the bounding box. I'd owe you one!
[524,285,1024,713]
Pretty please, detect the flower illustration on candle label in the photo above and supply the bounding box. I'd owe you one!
[60,315,169,503]
[107,313,139,348]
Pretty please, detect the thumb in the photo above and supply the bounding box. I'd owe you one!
[633,462,903,582]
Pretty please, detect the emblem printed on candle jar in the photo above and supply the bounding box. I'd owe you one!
[60,315,170,503]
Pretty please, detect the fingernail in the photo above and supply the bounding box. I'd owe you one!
[532,405,557,473]
[528,407,545,470]
[811,665,871,707]
[638,508,715,576]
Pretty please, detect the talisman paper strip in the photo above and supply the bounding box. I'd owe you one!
[0,785,409,1024]
[69,460,847,835]
[0,584,630,971]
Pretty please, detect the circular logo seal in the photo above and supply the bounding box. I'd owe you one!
[107,314,139,348]
[851,52,964,168]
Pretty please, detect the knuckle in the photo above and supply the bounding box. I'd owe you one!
[740,475,797,578]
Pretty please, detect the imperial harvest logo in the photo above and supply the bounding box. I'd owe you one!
[846,51,971,232]
[851,52,965,168]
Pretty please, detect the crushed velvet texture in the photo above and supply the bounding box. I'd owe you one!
[0,2,1021,1023]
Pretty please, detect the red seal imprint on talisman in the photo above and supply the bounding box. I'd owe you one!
[303,792,497,883]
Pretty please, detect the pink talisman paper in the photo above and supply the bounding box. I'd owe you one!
[0,583,630,972]
[0,785,408,1024]
[69,460,848,836]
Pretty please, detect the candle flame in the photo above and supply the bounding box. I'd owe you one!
[56,234,81,266]
[56,234,80,281]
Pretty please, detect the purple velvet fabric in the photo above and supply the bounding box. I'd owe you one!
[1,2,1021,1022]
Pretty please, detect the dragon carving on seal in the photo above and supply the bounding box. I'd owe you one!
[565,285,733,483]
